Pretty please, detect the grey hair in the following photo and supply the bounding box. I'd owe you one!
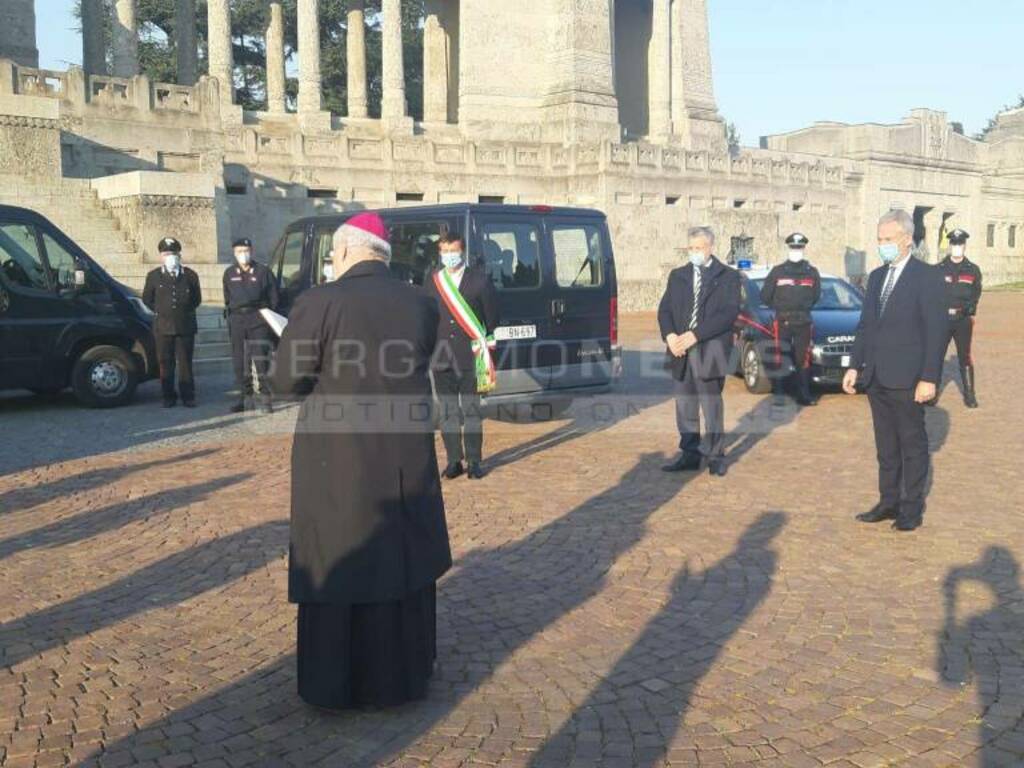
[688,226,716,247]
[878,209,915,238]
[332,223,392,261]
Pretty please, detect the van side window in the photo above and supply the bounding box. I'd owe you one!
[390,220,458,286]
[279,230,306,289]
[552,224,604,288]
[313,227,334,285]
[42,233,101,293]
[0,223,48,290]
[481,221,541,291]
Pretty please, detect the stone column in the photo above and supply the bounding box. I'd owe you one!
[175,0,199,86]
[346,0,368,118]
[670,0,685,133]
[381,0,407,121]
[648,0,672,139]
[676,0,724,150]
[82,0,106,75]
[423,0,448,124]
[207,0,234,104]
[111,0,139,78]
[266,0,287,113]
[297,0,322,113]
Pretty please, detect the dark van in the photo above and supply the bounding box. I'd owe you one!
[0,205,157,407]
[268,204,621,408]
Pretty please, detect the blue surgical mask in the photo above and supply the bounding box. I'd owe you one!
[442,251,464,270]
[688,250,706,268]
[878,243,901,264]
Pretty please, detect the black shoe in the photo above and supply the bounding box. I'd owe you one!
[796,393,818,407]
[183,399,197,408]
[230,401,246,414]
[892,516,922,532]
[661,453,701,472]
[962,365,979,408]
[443,461,465,480]
[467,462,486,480]
[163,399,177,408]
[856,504,898,523]
[708,459,728,477]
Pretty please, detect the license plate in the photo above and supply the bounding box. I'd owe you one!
[494,325,537,341]
[841,355,851,367]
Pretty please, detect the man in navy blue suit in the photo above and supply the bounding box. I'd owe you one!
[658,226,741,477]
[843,210,948,531]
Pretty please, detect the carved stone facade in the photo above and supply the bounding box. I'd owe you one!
[0,1,1022,305]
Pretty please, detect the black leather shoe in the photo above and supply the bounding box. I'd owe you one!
[708,459,728,477]
[183,400,197,408]
[443,462,465,480]
[661,453,701,472]
[467,462,486,480]
[796,394,819,407]
[892,516,922,532]
[229,401,246,414]
[856,505,898,523]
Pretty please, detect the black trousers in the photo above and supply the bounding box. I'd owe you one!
[945,314,974,367]
[229,314,275,399]
[774,318,813,396]
[433,367,483,464]
[675,354,726,459]
[156,333,195,402]
[866,383,929,521]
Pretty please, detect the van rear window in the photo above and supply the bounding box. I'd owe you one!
[552,225,604,288]
[481,222,541,291]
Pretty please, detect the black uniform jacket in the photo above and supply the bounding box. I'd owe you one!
[270,259,452,605]
[222,261,279,318]
[142,266,202,336]
[657,256,742,381]
[759,260,822,323]
[423,265,500,374]
[939,256,982,315]
[850,257,948,390]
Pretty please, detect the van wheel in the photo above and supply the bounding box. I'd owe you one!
[72,345,139,408]
[742,342,772,395]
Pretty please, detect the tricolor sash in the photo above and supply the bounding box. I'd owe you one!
[433,269,497,394]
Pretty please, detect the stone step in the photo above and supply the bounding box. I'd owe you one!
[194,356,235,377]
[195,341,232,361]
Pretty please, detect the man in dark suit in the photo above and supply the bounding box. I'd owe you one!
[270,212,451,710]
[142,237,202,408]
[658,226,742,477]
[424,232,499,480]
[843,210,948,531]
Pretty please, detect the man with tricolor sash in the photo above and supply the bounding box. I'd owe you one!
[425,232,499,480]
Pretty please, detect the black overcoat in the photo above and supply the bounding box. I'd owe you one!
[657,257,741,381]
[270,259,452,605]
[422,266,499,374]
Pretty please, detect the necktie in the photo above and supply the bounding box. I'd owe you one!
[879,265,897,316]
[690,266,702,330]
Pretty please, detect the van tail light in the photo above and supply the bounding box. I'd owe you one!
[610,296,619,346]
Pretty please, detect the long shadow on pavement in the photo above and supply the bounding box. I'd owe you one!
[938,546,1024,767]
[0,448,221,516]
[0,472,251,561]
[527,512,787,767]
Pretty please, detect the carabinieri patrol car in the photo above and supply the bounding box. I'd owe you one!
[733,264,864,394]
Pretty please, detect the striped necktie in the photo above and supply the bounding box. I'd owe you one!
[878,265,897,316]
[690,266,702,329]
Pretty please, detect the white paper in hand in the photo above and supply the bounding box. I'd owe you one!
[260,308,289,337]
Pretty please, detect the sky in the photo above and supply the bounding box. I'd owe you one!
[33,0,1024,144]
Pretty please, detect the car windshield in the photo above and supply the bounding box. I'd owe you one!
[752,277,862,310]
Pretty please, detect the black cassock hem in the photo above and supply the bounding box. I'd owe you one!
[296,583,437,710]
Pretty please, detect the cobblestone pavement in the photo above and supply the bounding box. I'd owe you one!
[1,295,1023,768]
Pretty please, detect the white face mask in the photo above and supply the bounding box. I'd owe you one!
[163,253,180,271]
[788,249,805,262]
[441,251,464,270]
[235,250,252,266]
[951,245,965,259]
[688,250,706,267]
[322,263,335,282]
